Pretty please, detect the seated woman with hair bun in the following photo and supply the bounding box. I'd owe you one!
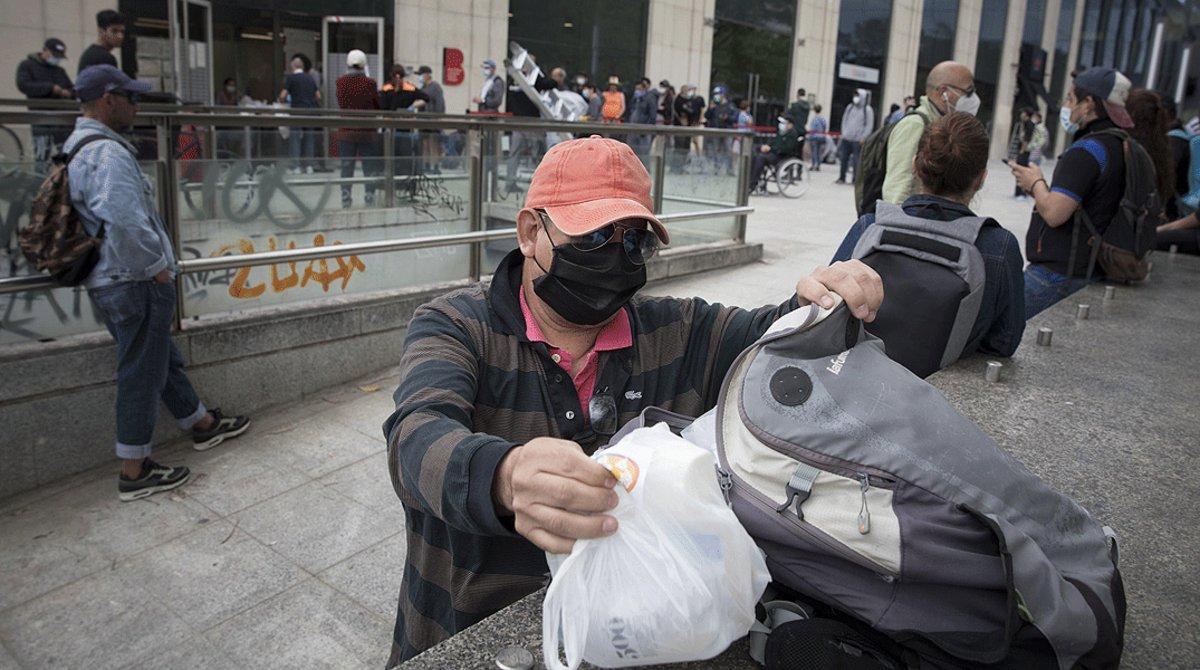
[831,112,1026,375]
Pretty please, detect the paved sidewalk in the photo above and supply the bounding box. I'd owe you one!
[0,163,1047,669]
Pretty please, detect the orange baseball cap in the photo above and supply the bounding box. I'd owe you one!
[521,135,669,245]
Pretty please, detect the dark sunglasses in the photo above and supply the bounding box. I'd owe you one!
[537,210,660,265]
[944,83,976,97]
[109,90,140,104]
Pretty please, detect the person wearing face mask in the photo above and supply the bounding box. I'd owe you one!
[473,58,505,112]
[16,38,74,163]
[878,61,977,204]
[749,116,802,192]
[580,82,604,122]
[571,72,588,94]
[216,77,238,106]
[628,77,659,156]
[1010,67,1137,318]
[382,134,885,665]
[836,88,875,184]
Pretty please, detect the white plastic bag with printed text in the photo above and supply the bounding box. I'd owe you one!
[542,423,770,670]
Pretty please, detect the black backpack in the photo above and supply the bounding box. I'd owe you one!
[17,135,114,286]
[853,110,932,216]
[1068,128,1162,282]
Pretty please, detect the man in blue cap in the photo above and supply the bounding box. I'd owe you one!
[1010,66,1136,318]
[66,65,250,501]
[473,58,504,112]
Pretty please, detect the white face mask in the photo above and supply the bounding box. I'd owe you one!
[576,77,586,85]
[778,122,788,133]
[47,55,63,66]
[1060,105,1079,135]
[293,67,304,74]
[852,95,861,105]
[483,68,494,78]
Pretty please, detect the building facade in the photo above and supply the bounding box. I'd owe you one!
[4,0,1197,157]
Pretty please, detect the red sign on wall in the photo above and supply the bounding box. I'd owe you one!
[443,48,464,86]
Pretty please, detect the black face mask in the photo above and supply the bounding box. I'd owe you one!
[533,240,647,326]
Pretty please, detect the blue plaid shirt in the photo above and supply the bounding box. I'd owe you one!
[63,117,176,289]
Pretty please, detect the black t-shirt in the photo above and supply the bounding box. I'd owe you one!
[284,72,319,108]
[1025,119,1126,277]
[78,44,117,73]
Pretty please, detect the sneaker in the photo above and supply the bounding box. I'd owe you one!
[119,459,190,502]
[192,408,251,451]
[305,166,315,174]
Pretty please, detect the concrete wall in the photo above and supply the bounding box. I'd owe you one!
[392,0,510,115]
[644,0,715,98]
[0,240,761,501]
[790,0,840,117]
[0,0,116,100]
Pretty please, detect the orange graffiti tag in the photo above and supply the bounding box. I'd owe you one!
[221,234,367,299]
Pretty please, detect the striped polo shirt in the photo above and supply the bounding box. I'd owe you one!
[384,249,799,665]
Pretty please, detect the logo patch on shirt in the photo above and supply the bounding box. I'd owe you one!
[624,390,642,401]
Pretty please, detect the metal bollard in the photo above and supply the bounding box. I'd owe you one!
[985,361,1002,383]
[495,645,534,670]
[1170,244,1179,255]
[1076,304,1090,320]
[1104,285,1115,300]
[1037,327,1053,346]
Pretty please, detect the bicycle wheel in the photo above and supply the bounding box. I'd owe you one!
[775,159,809,199]
[0,125,24,178]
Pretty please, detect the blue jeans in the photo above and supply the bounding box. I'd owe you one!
[838,139,861,182]
[809,137,826,169]
[1023,264,1095,320]
[288,127,316,170]
[88,281,206,459]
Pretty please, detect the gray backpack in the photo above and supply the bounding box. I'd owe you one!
[850,201,993,378]
[615,300,1124,668]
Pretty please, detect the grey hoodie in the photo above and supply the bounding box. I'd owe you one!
[840,88,875,143]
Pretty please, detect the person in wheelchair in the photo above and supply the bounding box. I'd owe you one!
[750,116,802,193]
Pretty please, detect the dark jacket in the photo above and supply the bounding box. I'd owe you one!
[506,73,553,118]
[769,128,802,157]
[832,194,1026,358]
[629,88,659,125]
[706,100,737,129]
[675,94,705,126]
[785,99,811,128]
[422,81,446,114]
[16,54,72,100]
[383,249,800,663]
[77,44,117,73]
[380,81,429,112]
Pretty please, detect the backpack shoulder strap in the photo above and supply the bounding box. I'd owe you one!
[65,134,118,164]
[1168,128,1190,141]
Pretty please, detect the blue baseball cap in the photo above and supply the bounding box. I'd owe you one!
[482,58,496,68]
[1073,67,1133,129]
[75,64,151,103]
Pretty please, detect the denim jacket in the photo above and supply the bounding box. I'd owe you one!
[831,194,1027,358]
[63,117,176,289]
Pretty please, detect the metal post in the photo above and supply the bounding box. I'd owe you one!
[156,118,185,330]
[651,135,667,215]
[469,128,485,281]
[383,127,395,208]
[734,130,753,242]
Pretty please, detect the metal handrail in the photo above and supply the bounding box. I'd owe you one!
[0,108,752,137]
[0,206,752,295]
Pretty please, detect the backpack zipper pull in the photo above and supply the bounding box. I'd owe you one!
[715,466,733,505]
[857,473,871,534]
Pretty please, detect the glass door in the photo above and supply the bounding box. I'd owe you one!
[321,16,385,105]
[170,0,213,104]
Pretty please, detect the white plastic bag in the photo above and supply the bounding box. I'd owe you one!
[542,423,770,670]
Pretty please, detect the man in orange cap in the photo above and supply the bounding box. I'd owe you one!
[383,135,884,665]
